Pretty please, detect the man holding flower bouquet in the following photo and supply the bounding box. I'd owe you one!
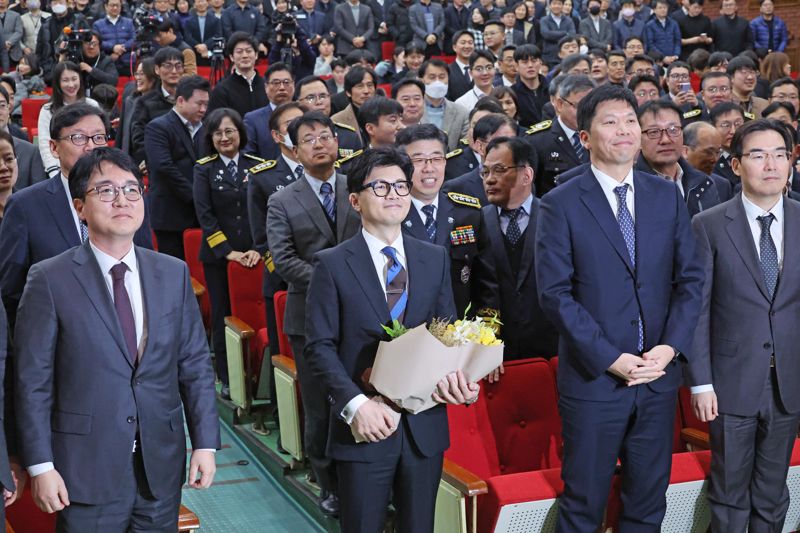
[304,147,480,533]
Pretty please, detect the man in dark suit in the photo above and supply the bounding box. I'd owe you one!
[243,63,295,161]
[296,0,328,47]
[15,147,220,531]
[221,0,267,44]
[304,146,480,533]
[0,104,152,327]
[481,136,557,361]
[409,0,445,55]
[183,0,223,64]
[578,0,614,51]
[447,30,474,101]
[444,0,470,54]
[333,0,374,56]
[0,290,23,525]
[688,120,800,532]
[144,75,210,260]
[535,84,704,531]
[266,112,361,516]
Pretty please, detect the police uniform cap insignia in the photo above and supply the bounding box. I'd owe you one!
[249,160,277,174]
[450,225,477,246]
[551,152,559,158]
[744,111,755,120]
[446,148,463,159]
[197,154,219,165]
[683,109,701,119]
[447,192,481,208]
[334,121,356,132]
[526,120,552,135]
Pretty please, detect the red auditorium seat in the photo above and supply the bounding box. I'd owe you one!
[182,229,211,332]
[381,41,395,62]
[271,290,305,461]
[273,290,293,359]
[21,98,48,141]
[378,83,392,98]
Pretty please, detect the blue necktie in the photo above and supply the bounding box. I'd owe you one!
[614,184,643,351]
[572,132,588,164]
[421,204,437,242]
[758,214,779,300]
[294,164,304,181]
[227,159,237,180]
[502,207,522,246]
[382,246,407,322]
[320,181,336,222]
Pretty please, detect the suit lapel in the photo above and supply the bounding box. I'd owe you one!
[403,238,428,326]
[295,177,336,243]
[775,198,800,304]
[402,205,429,242]
[515,198,538,289]
[724,195,771,301]
[579,170,635,273]
[45,176,81,247]
[435,196,455,247]
[335,175,357,242]
[482,206,514,281]
[552,120,580,166]
[345,235,390,324]
[170,111,197,160]
[136,247,163,363]
[72,243,134,368]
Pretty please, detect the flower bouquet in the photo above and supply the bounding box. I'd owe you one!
[367,311,504,415]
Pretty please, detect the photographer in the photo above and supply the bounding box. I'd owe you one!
[60,30,120,95]
[267,17,315,81]
[207,32,267,117]
[155,19,197,75]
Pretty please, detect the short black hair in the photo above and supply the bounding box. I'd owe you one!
[485,136,538,169]
[49,102,109,141]
[404,42,427,57]
[470,96,505,118]
[203,107,247,154]
[709,101,744,125]
[265,61,293,82]
[576,83,638,132]
[175,75,210,101]
[344,66,377,93]
[153,45,183,66]
[157,19,179,34]
[557,34,579,50]
[768,77,799,99]
[469,49,496,68]
[700,71,730,89]
[473,113,516,141]
[225,31,258,58]
[358,96,404,131]
[0,130,15,158]
[418,59,449,79]
[666,61,690,76]
[607,49,626,63]
[330,58,348,70]
[484,20,504,31]
[287,110,335,146]
[452,30,474,46]
[269,102,308,133]
[68,147,142,200]
[707,51,732,68]
[294,75,331,100]
[561,54,592,73]
[730,118,793,159]
[346,147,414,194]
[514,44,541,62]
[395,123,448,152]
[623,36,644,48]
[589,48,607,61]
[392,78,424,99]
[628,74,660,92]
[762,101,796,120]
[726,56,757,76]
[625,54,655,74]
[636,99,682,122]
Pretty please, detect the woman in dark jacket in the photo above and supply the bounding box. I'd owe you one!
[193,108,263,398]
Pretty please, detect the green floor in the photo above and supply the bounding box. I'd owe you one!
[181,421,325,532]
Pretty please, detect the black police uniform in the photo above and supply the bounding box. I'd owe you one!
[401,191,498,317]
[333,148,364,176]
[193,151,262,386]
[333,121,364,158]
[442,168,488,206]
[525,119,581,198]
[247,155,303,356]
[444,140,480,181]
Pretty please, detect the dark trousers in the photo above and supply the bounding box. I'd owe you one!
[337,418,443,533]
[289,334,336,495]
[153,230,185,261]
[556,385,676,533]
[203,260,230,386]
[56,448,180,533]
[264,295,280,357]
[708,370,800,533]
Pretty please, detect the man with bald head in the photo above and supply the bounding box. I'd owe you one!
[684,121,724,177]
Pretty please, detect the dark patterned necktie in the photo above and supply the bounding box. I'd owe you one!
[294,164,304,181]
[111,263,138,364]
[572,132,588,164]
[614,184,643,351]
[758,214,779,299]
[80,221,89,243]
[320,181,336,221]
[226,160,237,180]
[382,246,407,322]
[502,207,522,246]
[421,204,437,242]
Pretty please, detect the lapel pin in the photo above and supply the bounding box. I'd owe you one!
[448,217,454,224]
[404,220,412,228]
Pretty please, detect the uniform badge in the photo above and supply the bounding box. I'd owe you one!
[276,184,284,191]
[447,216,454,225]
[450,225,476,246]
[551,152,559,158]
[214,170,224,182]
[460,265,471,284]
[404,220,412,228]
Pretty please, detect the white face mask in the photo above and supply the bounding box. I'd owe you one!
[282,133,294,148]
[51,3,67,13]
[425,80,448,99]
[621,7,635,16]
[579,44,588,55]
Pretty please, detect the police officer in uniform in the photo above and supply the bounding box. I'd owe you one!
[444,138,479,181]
[333,121,364,158]
[193,109,263,399]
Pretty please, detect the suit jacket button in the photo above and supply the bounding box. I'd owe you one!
[327,395,335,405]
[764,342,772,349]
[127,416,136,424]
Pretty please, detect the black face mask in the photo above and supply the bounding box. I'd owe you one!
[588,5,601,15]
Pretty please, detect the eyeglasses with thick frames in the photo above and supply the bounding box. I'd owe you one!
[158,62,184,72]
[58,133,109,146]
[86,183,143,202]
[642,125,682,140]
[358,180,412,197]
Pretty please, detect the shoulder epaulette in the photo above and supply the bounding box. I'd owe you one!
[683,109,701,119]
[335,149,363,167]
[446,148,463,159]
[447,191,481,209]
[243,153,266,162]
[334,121,356,132]
[744,111,755,121]
[196,154,219,165]
[460,138,469,146]
[248,160,277,174]
[526,120,552,135]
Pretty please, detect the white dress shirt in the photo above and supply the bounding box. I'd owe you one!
[60,173,83,241]
[173,108,203,139]
[591,164,635,220]
[282,154,301,177]
[410,194,439,226]
[558,116,578,146]
[340,228,407,424]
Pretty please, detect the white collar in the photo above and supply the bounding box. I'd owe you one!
[592,163,635,194]
[89,240,138,277]
[496,193,533,215]
[220,153,239,167]
[362,227,405,262]
[410,194,439,214]
[558,116,577,140]
[282,153,300,174]
[742,192,783,225]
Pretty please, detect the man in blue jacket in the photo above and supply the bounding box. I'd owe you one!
[92,0,135,76]
[749,0,788,54]
[644,0,680,65]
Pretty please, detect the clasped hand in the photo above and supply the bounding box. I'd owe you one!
[433,370,480,405]
[608,345,674,386]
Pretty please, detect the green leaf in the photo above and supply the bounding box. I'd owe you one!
[380,319,408,339]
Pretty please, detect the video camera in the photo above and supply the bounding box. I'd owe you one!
[59,25,92,64]
[276,13,297,40]
[210,36,225,59]
[133,12,160,57]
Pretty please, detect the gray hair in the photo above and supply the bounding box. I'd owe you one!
[683,121,717,148]
[558,74,597,100]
